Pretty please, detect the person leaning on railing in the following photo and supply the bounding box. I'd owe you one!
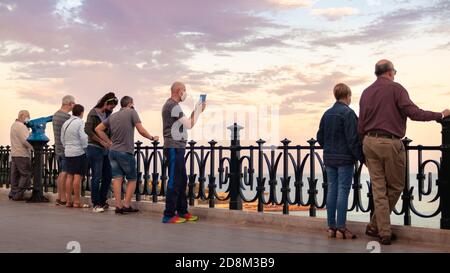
[95,96,159,215]
[317,83,364,240]
[358,59,450,245]
[8,110,33,201]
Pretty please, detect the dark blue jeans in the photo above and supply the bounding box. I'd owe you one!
[87,146,112,207]
[326,165,354,229]
[163,148,188,218]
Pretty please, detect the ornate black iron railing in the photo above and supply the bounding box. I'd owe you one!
[1,119,449,229]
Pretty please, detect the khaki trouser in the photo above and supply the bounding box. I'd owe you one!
[9,157,32,200]
[363,136,406,237]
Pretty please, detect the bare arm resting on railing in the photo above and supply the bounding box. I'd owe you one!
[135,123,159,142]
[95,121,159,144]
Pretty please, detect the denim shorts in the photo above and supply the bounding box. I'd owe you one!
[56,154,68,173]
[109,150,137,181]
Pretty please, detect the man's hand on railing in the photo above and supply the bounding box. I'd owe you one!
[151,136,159,142]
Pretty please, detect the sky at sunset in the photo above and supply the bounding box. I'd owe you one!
[1,0,449,147]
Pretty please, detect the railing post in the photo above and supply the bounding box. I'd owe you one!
[43,144,49,194]
[208,140,217,208]
[307,138,318,217]
[281,138,291,215]
[439,117,450,229]
[402,137,412,226]
[0,146,4,188]
[5,146,11,189]
[151,140,160,203]
[160,150,167,198]
[135,141,142,201]
[51,145,58,193]
[188,140,197,206]
[256,139,266,213]
[228,123,243,210]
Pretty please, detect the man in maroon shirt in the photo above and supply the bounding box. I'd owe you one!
[359,59,450,245]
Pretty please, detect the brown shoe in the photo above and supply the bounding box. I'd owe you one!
[365,225,378,237]
[366,225,397,241]
[336,228,357,239]
[380,236,392,245]
[327,227,337,238]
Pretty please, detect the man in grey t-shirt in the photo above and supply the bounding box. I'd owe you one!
[103,107,140,155]
[96,96,159,214]
[161,82,206,224]
[52,95,75,205]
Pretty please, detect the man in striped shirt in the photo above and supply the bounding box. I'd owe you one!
[52,95,76,206]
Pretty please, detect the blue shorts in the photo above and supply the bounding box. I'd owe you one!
[109,150,137,181]
[56,154,67,173]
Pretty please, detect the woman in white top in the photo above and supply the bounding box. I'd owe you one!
[61,104,88,208]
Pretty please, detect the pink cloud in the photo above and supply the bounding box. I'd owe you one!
[0,0,294,106]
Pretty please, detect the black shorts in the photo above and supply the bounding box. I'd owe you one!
[65,154,88,176]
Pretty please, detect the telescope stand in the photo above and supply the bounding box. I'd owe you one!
[27,140,49,203]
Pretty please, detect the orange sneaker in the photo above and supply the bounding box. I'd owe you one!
[162,215,186,224]
[178,213,199,222]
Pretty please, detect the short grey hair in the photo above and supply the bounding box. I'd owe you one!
[62,95,75,106]
[120,96,133,108]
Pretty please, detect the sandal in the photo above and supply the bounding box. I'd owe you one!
[336,228,357,240]
[327,227,337,238]
[66,202,73,208]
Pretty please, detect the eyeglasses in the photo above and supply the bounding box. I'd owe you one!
[392,68,397,75]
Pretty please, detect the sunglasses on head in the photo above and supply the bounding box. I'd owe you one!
[106,97,118,103]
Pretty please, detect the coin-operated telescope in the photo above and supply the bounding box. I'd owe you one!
[25,115,53,203]
[25,116,53,142]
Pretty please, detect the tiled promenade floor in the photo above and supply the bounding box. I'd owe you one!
[0,194,447,253]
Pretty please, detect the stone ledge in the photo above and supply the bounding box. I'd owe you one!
[1,186,450,250]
